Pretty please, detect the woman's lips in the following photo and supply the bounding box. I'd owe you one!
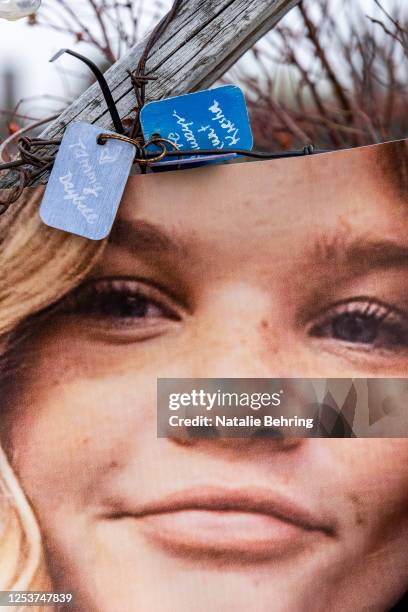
[111,486,336,561]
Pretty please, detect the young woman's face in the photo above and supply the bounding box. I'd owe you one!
[2,147,408,611]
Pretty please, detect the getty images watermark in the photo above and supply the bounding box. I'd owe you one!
[167,388,314,430]
[157,378,408,438]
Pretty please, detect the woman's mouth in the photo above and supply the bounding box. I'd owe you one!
[108,486,336,562]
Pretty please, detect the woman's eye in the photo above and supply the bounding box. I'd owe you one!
[309,299,408,350]
[85,292,162,319]
[75,290,161,320]
[58,277,182,325]
[331,312,381,344]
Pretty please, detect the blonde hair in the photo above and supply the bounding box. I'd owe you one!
[0,186,106,605]
[0,446,49,596]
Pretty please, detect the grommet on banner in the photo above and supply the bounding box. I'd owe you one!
[303,144,315,155]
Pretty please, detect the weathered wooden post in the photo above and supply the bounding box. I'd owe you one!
[0,0,300,189]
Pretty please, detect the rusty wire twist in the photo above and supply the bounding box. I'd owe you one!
[0,0,183,213]
[0,137,61,214]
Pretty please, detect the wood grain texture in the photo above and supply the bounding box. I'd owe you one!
[0,0,299,189]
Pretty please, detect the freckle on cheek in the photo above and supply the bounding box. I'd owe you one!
[349,493,366,526]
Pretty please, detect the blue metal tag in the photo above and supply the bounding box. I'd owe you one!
[39,122,135,240]
[140,85,253,167]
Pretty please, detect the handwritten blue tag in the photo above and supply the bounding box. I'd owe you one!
[140,85,253,167]
[40,122,135,240]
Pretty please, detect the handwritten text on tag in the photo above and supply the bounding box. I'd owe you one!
[140,85,253,167]
[40,122,135,240]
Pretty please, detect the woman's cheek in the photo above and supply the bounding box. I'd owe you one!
[326,440,408,528]
[5,375,155,511]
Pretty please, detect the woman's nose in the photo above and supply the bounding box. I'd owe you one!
[187,283,290,379]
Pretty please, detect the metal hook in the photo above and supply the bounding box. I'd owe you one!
[50,49,125,134]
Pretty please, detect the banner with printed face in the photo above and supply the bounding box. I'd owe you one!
[0,138,408,610]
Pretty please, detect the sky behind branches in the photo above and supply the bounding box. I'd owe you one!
[0,0,404,126]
